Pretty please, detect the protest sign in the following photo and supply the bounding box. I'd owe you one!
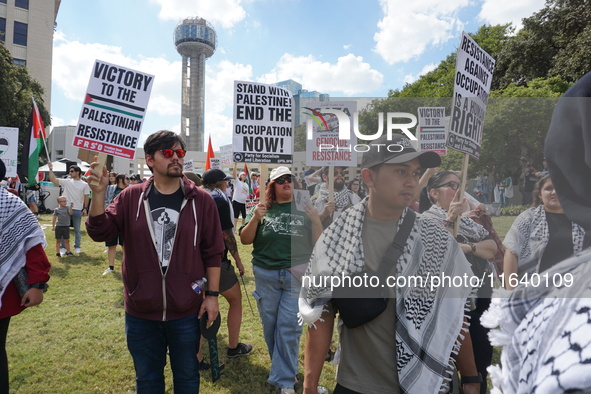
[232,81,293,164]
[219,144,233,166]
[294,189,312,212]
[183,159,195,172]
[447,32,495,159]
[417,107,447,155]
[210,157,221,169]
[305,101,357,167]
[0,127,18,177]
[73,60,155,159]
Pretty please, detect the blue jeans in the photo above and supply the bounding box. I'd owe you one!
[61,209,82,249]
[252,265,302,389]
[125,313,200,393]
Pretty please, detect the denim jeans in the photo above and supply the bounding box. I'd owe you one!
[61,209,82,249]
[252,265,302,389]
[125,313,200,393]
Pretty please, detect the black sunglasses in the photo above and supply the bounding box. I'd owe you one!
[275,175,293,185]
[435,181,460,191]
[159,149,186,158]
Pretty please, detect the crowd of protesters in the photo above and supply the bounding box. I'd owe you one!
[2,72,591,393]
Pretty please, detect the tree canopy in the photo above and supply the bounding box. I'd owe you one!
[0,42,50,155]
[356,1,586,176]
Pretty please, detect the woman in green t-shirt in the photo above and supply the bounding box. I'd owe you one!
[240,167,322,393]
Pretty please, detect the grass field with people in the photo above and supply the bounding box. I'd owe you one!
[7,214,515,392]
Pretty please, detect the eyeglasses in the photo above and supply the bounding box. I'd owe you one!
[159,149,186,158]
[125,177,130,180]
[274,175,293,185]
[69,169,75,173]
[333,169,345,176]
[436,181,460,191]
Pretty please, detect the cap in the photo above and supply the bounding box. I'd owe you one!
[269,166,291,181]
[361,134,441,169]
[183,171,202,186]
[202,169,232,185]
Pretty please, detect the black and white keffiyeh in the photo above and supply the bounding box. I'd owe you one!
[482,248,591,393]
[503,205,586,275]
[0,188,46,307]
[299,198,475,393]
[421,204,489,242]
[313,183,358,211]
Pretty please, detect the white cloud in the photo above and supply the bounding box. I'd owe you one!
[403,62,438,84]
[343,44,351,50]
[374,0,469,65]
[53,33,182,119]
[257,53,384,95]
[204,61,253,149]
[149,0,247,29]
[478,0,546,31]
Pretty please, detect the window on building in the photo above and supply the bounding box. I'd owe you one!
[0,0,7,4]
[13,21,27,46]
[0,18,5,42]
[56,150,64,156]
[12,58,26,66]
[15,0,28,9]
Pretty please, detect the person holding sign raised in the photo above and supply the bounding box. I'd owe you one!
[240,167,322,394]
[312,166,360,228]
[85,130,224,392]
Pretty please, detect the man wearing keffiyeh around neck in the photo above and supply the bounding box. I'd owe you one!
[299,134,480,394]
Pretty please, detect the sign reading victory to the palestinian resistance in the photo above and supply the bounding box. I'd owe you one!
[417,107,447,156]
[232,81,293,164]
[447,31,495,159]
[305,101,357,167]
[0,127,18,177]
[73,60,155,159]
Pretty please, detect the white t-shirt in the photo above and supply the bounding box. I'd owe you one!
[58,179,91,210]
[232,179,249,204]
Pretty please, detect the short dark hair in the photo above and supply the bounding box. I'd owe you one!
[115,173,127,185]
[144,130,186,173]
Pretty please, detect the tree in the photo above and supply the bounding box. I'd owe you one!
[493,0,591,89]
[0,42,50,157]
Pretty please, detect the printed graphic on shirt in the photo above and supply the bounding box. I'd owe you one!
[151,207,179,267]
[263,212,305,237]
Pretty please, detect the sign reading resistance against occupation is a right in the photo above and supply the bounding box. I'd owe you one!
[447,31,496,159]
[73,60,155,159]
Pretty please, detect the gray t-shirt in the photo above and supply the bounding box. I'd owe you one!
[53,206,71,227]
[336,215,400,393]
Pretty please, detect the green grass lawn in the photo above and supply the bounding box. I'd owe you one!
[7,214,516,393]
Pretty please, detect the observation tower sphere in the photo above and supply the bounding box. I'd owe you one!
[174,18,217,152]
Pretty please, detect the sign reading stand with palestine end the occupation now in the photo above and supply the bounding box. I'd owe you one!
[232,80,293,164]
[73,60,155,159]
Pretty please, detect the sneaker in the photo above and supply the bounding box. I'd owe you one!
[56,253,61,257]
[64,252,74,256]
[102,268,114,275]
[227,343,253,358]
[60,248,66,255]
[280,389,295,394]
[75,248,81,254]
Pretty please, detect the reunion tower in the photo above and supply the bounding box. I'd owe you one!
[174,17,217,151]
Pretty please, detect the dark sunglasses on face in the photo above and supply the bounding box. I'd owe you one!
[275,175,292,185]
[159,149,186,158]
[436,181,460,191]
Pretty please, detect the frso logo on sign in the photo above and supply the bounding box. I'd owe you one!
[305,109,418,152]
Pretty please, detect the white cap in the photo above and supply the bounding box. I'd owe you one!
[269,166,291,181]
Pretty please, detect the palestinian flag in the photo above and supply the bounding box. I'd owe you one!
[19,99,46,187]
[243,163,253,195]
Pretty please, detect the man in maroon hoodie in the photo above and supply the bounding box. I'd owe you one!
[86,130,224,392]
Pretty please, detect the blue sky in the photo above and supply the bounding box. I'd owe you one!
[50,0,546,150]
